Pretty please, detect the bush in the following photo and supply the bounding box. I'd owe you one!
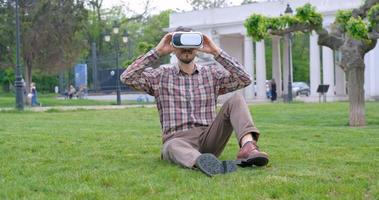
[32,73,59,93]
[0,67,15,93]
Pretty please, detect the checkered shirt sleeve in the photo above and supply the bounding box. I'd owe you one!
[120,50,162,96]
[212,50,252,95]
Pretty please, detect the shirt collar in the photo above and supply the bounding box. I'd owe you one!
[175,63,200,75]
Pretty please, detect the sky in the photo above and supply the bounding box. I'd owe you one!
[102,0,245,15]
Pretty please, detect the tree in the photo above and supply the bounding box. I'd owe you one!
[121,9,172,65]
[86,0,105,54]
[244,1,379,126]
[87,0,152,57]
[186,0,230,10]
[20,0,88,93]
[0,67,14,92]
[140,10,172,50]
[0,1,14,69]
[241,0,257,5]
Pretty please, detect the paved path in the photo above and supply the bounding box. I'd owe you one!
[0,104,156,112]
[58,93,155,102]
[1,93,334,113]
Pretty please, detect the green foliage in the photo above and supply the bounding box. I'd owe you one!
[244,3,322,40]
[265,17,285,30]
[368,4,379,22]
[367,4,379,31]
[137,42,154,55]
[123,60,134,67]
[0,69,59,94]
[292,33,310,82]
[264,34,310,82]
[336,10,353,32]
[141,10,172,46]
[32,73,59,93]
[244,14,268,41]
[295,3,323,27]
[335,6,377,40]
[0,70,60,94]
[120,10,171,66]
[346,17,369,39]
[0,3,14,68]
[0,67,15,93]
[0,67,15,86]
[22,0,89,73]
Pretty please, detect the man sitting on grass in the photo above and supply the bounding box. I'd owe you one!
[120,26,269,177]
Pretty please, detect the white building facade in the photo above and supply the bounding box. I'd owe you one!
[167,0,379,102]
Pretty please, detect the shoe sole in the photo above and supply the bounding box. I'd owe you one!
[237,154,269,167]
[196,154,237,177]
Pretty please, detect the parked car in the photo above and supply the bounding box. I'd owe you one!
[292,82,310,96]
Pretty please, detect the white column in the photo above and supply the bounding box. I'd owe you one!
[212,34,220,47]
[282,37,289,96]
[335,64,346,96]
[272,36,282,97]
[365,44,379,99]
[310,32,321,97]
[256,40,267,99]
[208,29,222,61]
[322,47,335,97]
[244,36,255,100]
[370,44,379,98]
[170,54,178,63]
[364,51,371,99]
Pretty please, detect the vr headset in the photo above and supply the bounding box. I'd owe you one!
[172,32,203,49]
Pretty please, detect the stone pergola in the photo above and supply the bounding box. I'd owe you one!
[167,0,379,101]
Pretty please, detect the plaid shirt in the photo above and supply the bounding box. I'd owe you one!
[120,49,252,140]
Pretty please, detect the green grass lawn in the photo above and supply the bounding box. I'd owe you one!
[0,102,378,199]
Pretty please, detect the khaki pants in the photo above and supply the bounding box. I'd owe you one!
[161,93,260,168]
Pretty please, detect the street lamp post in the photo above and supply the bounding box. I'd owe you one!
[104,21,128,105]
[15,0,24,110]
[285,4,293,103]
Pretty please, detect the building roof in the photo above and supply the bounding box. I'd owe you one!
[168,0,362,30]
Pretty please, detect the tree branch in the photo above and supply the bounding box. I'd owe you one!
[123,0,151,22]
[268,23,345,51]
[368,14,379,39]
[315,27,344,50]
[368,31,379,40]
[363,39,378,53]
[352,0,379,18]
[365,26,379,53]
[268,23,313,35]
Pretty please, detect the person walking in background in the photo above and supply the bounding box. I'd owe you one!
[30,82,41,106]
[266,80,271,99]
[270,79,277,102]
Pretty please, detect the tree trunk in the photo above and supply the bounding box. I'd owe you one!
[346,64,366,126]
[340,38,367,127]
[24,58,32,94]
[24,58,33,106]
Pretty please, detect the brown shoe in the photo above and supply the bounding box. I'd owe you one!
[236,141,269,167]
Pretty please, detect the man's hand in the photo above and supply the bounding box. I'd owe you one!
[155,33,175,57]
[199,34,221,57]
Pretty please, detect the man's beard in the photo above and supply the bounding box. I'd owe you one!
[178,51,195,64]
[179,57,195,64]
